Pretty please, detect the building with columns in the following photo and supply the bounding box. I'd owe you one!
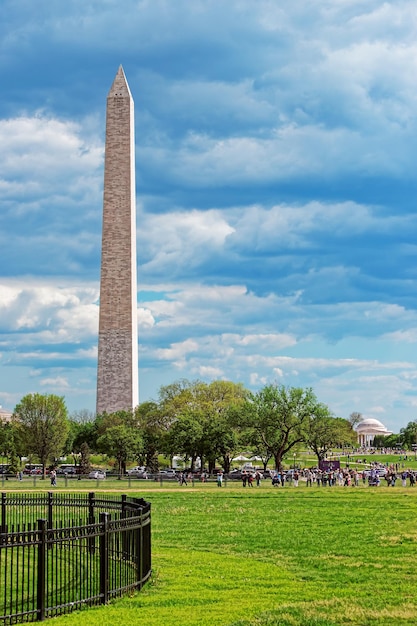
[0,407,12,423]
[356,418,392,447]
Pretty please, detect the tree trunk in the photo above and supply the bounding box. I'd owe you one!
[274,453,283,472]
[222,455,231,473]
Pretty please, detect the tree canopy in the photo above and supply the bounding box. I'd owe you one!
[12,393,69,474]
[5,379,381,473]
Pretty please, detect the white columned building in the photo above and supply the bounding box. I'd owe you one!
[356,418,392,447]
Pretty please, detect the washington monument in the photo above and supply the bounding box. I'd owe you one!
[96,66,139,415]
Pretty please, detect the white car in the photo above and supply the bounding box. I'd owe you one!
[88,470,106,479]
[126,466,146,477]
[158,470,177,479]
[363,468,387,477]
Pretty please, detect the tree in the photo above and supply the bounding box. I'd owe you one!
[307,407,356,463]
[349,412,363,428]
[97,424,143,475]
[135,401,168,471]
[240,384,318,471]
[400,420,417,449]
[0,422,20,472]
[12,393,69,476]
[70,420,99,455]
[158,379,248,471]
[163,411,204,470]
[79,442,92,474]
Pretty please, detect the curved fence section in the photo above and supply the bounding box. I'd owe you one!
[0,492,151,624]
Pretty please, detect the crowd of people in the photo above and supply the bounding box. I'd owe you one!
[267,466,417,487]
[154,459,417,488]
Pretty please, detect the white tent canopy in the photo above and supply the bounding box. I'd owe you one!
[232,454,250,461]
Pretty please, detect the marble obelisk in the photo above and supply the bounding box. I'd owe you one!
[96,66,138,414]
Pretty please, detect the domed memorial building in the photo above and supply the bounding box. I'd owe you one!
[356,418,392,447]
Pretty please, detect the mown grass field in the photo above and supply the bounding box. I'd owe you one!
[1,479,411,626]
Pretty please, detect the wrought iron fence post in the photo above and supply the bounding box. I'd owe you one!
[88,492,95,554]
[137,509,144,586]
[121,494,128,557]
[37,519,47,621]
[88,492,95,521]
[99,512,109,604]
[47,492,53,529]
[1,493,6,534]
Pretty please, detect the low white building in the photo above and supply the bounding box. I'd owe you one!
[0,407,12,423]
[356,418,392,447]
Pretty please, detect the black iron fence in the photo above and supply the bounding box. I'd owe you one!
[0,492,151,624]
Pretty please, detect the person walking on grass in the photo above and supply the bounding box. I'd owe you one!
[293,470,299,487]
[217,471,223,487]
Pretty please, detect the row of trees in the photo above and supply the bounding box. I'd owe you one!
[371,419,417,450]
[0,380,359,475]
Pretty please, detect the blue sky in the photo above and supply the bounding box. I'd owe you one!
[1,0,417,432]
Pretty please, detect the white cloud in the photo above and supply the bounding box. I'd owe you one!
[138,308,155,328]
[0,115,102,197]
[40,376,70,389]
[0,280,99,342]
[382,329,417,343]
[139,209,235,273]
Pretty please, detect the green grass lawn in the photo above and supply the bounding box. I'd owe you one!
[3,481,417,625]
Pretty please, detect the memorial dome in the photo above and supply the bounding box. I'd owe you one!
[357,418,388,431]
[355,417,392,447]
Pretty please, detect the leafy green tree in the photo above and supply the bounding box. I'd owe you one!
[135,401,168,471]
[79,442,92,474]
[241,384,318,471]
[97,424,143,475]
[192,381,248,472]
[373,433,401,448]
[12,393,69,476]
[307,407,356,463]
[158,379,248,471]
[399,420,417,449]
[71,420,99,455]
[0,422,20,471]
[164,411,204,470]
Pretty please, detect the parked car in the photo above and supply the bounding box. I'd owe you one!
[88,470,106,480]
[227,469,243,480]
[157,469,177,479]
[363,468,387,477]
[56,465,78,475]
[126,466,147,477]
[23,464,43,475]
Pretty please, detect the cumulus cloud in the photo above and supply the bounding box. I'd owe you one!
[139,208,235,275]
[0,280,99,342]
[0,116,102,199]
